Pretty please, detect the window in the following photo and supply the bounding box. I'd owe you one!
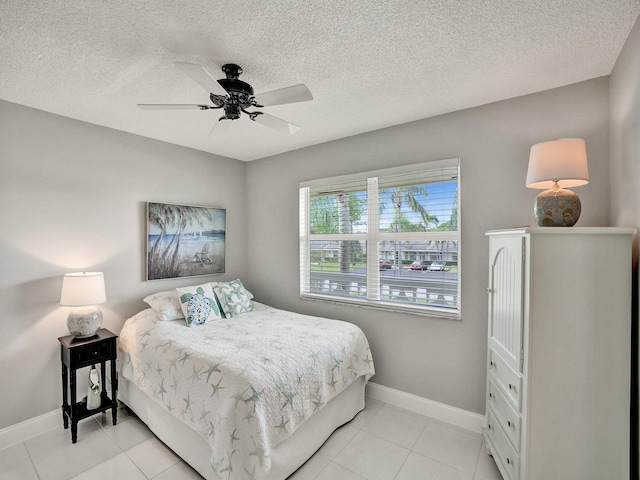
[299,159,460,318]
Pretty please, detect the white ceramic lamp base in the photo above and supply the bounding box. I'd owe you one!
[67,306,103,338]
[533,185,581,227]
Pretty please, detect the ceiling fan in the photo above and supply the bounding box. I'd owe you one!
[138,62,313,135]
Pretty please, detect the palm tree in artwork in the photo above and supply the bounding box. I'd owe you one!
[148,203,176,260]
[148,204,213,279]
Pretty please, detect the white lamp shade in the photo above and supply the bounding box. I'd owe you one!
[526,138,589,189]
[60,272,106,306]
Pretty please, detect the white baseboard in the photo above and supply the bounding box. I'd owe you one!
[0,410,60,450]
[0,384,484,450]
[366,382,484,434]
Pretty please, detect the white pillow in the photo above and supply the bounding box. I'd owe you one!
[212,279,255,318]
[143,290,184,321]
[176,282,223,326]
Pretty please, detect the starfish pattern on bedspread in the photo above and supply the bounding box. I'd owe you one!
[119,302,374,480]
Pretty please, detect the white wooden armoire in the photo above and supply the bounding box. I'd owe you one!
[483,227,634,480]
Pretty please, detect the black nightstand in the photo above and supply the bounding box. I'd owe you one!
[58,328,118,443]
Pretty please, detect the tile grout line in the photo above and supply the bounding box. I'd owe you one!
[114,425,164,480]
[310,400,383,480]
[23,440,43,480]
[69,411,140,480]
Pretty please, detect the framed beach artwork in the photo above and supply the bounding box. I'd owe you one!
[147,202,226,280]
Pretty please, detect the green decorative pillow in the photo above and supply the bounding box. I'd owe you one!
[212,279,255,318]
[176,283,222,326]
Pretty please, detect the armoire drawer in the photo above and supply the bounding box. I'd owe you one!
[486,409,520,480]
[487,378,521,449]
[488,349,522,410]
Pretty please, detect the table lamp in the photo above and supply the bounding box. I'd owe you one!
[60,272,106,338]
[525,138,589,226]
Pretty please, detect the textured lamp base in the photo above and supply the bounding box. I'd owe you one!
[534,186,581,227]
[67,306,103,338]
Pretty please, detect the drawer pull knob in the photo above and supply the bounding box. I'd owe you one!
[488,423,492,430]
[508,383,513,390]
[489,361,494,367]
[489,393,493,399]
[507,457,511,465]
[507,420,512,427]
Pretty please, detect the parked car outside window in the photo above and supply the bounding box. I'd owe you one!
[410,260,429,270]
[428,262,446,271]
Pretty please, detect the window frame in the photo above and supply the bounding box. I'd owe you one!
[299,158,461,319]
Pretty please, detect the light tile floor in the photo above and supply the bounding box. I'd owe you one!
[2,398,502,480]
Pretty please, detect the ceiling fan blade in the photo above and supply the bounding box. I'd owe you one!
[209,118,234,137]
[137,104,206,110]
[254,84,313,107]
[174,62,228,96]
[252,113,301,135]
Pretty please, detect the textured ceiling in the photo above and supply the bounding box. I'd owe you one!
[2,1,639,161]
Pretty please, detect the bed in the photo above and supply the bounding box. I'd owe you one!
[117,282,374,480]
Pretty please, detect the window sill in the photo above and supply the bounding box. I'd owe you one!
[299,293,462,320]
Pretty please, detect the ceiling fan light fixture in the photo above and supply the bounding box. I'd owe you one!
[209,93,226,107]
[224,103,242,120]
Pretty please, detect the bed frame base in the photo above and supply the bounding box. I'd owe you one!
[119,375,366,479]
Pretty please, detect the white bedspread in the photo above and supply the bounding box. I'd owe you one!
[119,302,374,480]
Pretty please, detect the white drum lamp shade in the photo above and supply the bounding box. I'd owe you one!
[526,139,589,226]
[60,272,106,338]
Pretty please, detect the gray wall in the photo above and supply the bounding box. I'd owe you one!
[246,77,611,414]
[610,14,640,470]
[0,67,623,430]
[0,100,248,430]
[611,10,640,238]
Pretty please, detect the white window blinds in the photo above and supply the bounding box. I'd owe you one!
[300,158,460,318]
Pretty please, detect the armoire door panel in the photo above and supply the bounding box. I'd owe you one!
[488,236,524,371]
